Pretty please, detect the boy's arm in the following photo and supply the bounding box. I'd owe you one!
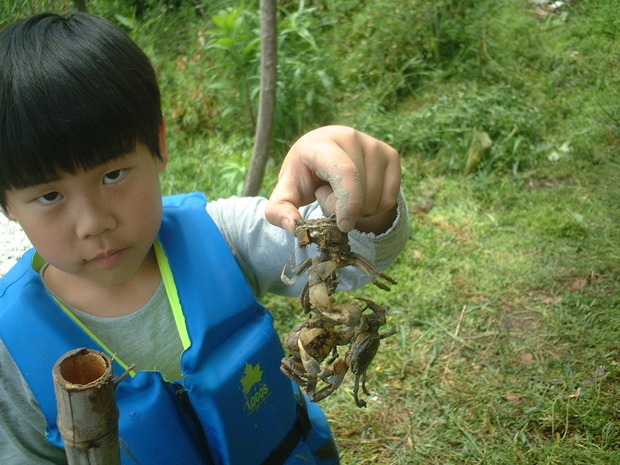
[206,192,409,298]
[0,340,68,465]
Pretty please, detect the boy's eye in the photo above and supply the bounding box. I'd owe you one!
[37,192,62,205]
[103,169,127,184]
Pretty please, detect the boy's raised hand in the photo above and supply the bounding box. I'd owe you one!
[265,126,401,235]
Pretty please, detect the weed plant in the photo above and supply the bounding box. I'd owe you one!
[2,1,618,464]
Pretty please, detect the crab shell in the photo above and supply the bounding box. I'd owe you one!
[294,215,348,250]
[348,331,381,376]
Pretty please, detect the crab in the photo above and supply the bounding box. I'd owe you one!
[280,215,398,407]
[280,317,351,388]
[281,215,397,320]
[346,299,396,407]
[298,298,396,407]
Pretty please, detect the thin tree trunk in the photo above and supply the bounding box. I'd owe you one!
[53,348,120,465]
[242,0,278,196]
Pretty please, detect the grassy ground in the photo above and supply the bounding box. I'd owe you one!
[271,156,619,464]
[267,2,620,464]
[317,163,620,464]
[3,0,618,463]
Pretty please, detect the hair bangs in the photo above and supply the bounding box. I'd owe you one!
[2,66,142,189]
[0,12,162,205]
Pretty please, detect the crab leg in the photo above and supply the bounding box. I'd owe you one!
[348,253,397,291]
[281,253,314,286]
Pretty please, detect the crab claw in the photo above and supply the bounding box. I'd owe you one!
[324,358,349,388]
[309,281,334,311]
[317,302,363,327]
[298,339,322,377]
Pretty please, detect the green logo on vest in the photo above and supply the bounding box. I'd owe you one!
[241,362,271,415]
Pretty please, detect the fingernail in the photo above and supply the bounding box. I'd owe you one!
[338,218,355,232]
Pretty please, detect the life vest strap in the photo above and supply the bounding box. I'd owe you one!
[260,395,312,465]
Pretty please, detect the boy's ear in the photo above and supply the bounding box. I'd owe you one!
[2,204,15,221]
[158,118,169,171]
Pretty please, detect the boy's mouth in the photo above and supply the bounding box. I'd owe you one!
[89,249,126,268]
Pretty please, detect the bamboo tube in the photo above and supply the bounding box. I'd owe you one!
[52,348,120,465]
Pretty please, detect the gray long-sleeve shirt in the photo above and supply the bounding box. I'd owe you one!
[0,194,409,464]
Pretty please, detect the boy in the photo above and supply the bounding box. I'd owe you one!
[0,12,408,465]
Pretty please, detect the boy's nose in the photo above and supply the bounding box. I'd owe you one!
[74,195,117,239]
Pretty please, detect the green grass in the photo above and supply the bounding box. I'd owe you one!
[319,162,619,464]
[3,0,619,463]
[270,2,620,463]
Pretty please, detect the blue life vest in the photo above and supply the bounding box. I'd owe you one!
[0,193,338,465]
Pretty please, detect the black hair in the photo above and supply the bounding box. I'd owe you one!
[0,12,162,208]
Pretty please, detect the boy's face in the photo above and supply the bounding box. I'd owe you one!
[3,142,168,287]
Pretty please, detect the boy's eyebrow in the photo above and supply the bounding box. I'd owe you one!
[9,182,57,197]
[11,173,62,191]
